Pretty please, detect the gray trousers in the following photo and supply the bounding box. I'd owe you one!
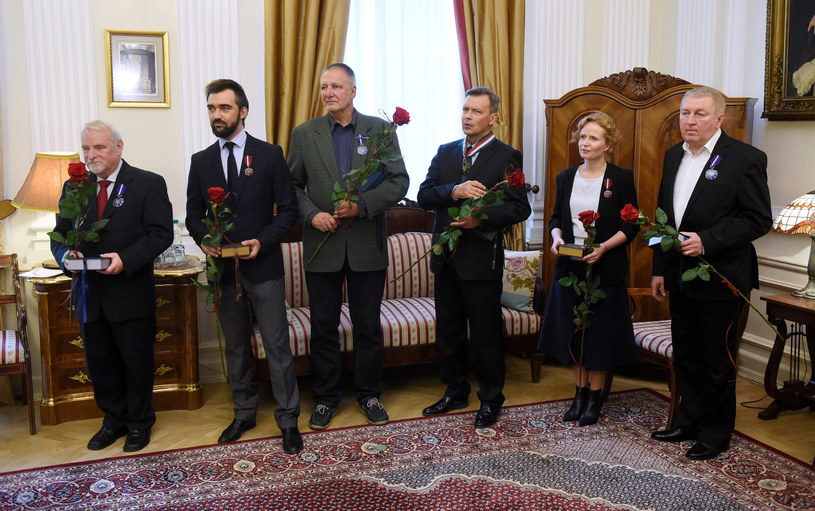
[218,276,300,429]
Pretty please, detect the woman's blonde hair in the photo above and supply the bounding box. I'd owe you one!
[570,112,622,161]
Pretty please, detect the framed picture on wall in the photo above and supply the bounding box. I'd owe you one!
[763,0,815,120]
[105,30,170,108]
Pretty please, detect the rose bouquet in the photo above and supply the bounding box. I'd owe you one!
[556,210,606,364]
[308,107,410,264]
[47,162,109,253]
[391,168,526,282]
[621,204,780,338]
[195,186,235,311]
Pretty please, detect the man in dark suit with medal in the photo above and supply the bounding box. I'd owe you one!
[417,87,531,428]
[650,86,772,460]
[186,79,302,453]
[288,63,408,430]
[51,120,173,452]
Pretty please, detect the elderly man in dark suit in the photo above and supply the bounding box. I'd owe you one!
[418,87,531,428]
[288,63,408,430]
[186,79,302,454]
[649,86,772,460]
[51,120,173,452]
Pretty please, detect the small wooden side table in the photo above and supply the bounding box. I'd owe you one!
[758,294,815,421]
[30,258,204,425]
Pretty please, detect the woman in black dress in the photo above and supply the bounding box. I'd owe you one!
[538,112,639,426]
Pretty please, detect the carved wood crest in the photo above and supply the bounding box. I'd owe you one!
[589,68,691,100]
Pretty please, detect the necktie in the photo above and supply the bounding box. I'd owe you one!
[97,180,111,217]
[462,145,473,174]
[225,141,239,192]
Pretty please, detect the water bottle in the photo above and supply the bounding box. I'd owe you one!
[172,220,185,261]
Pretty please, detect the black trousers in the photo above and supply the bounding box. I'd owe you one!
[669,293,742,449]
[81,314,156,430]
[306,264,386,407]
[435,264,506,405]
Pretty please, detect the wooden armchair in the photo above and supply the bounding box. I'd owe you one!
[0,254,35,434]
[603,288,749,429]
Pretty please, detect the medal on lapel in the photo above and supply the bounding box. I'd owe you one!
[112,184,126,208]
[356,134,369,155]
[244,155,253,176]
[603,178,613,198]
[705,154,721,180]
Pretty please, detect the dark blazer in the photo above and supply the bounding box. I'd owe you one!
[550,163,639,287]
[288,112,409,272]
[186,133,299,284]
[652,131,772,299]
[51,160,173,322]
[417,138,531,280]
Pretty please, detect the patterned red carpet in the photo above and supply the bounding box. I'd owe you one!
[1,389,813,510]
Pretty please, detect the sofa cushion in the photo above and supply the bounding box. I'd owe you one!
[632,320,673,358]
[500,250,540,313]
[501,306,542,337]
[282,242,308,308]
[385,232,434,300]
[380,296,437,347]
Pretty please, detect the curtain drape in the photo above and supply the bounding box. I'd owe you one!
[455,0,527,250]
[265,0,351,154]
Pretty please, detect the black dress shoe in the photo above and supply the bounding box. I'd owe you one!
[218,419,256,443]
[281,427,303,454]
[650,427,696,443]
[123,429,151,452]
[422,396,468,416]
[474,402,501,428]
[87,426,127,450]
[686,441,727,460]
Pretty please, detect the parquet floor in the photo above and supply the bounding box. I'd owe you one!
[1,357,813,473]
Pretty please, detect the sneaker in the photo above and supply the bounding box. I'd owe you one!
[359,397,389,425]
[309,403,337,430]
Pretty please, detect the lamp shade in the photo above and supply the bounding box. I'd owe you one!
[773,190,815,235]
[11,151,80,213]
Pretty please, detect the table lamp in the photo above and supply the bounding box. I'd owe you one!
[772,190,815,299]
[11,152,79,264]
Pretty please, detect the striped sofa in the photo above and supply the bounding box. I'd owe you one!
[251,229,543,378]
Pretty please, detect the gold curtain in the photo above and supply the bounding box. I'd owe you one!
[458,0,527,250]
[265,0,351,154]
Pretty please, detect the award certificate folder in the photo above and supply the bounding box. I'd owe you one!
[220,244,250,258]
[557,244,589,257]
[63,257,112,271]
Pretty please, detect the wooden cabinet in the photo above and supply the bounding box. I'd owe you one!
[33,267,203,425]
[542,68,756,293]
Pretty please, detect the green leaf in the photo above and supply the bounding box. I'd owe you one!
[448,207,460,218]
[665,226,679,236]
[681,268,699,281]
[660,237,674,252]
[558,275,575,287]
[83,232,100,243]
[459,204,472,218]
[432,244,443,255]
[91,219,109,231]
[655,207,668,225]
[65,231,77,246]
[698,266,710,281]
[47,231,65,243]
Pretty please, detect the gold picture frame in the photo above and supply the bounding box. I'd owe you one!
[105,30,170,108]
[763,0,815,120]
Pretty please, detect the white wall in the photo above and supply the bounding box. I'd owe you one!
[524,0,813,383]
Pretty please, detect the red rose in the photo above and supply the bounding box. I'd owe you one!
[392,107,410,126]
[67,162,88,182]
[578,210,600,229]
[620,203,639,223]
[506,169,525,188]
[208,187,227,204]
